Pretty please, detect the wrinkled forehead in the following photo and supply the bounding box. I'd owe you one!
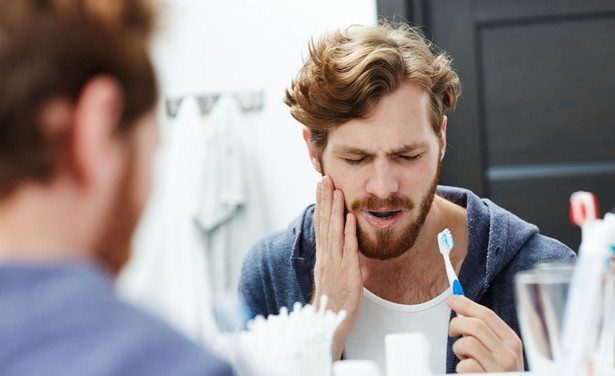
[325,82,436,153]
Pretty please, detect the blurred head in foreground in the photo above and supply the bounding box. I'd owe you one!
[0,2,235,375]
[0,0,158,273]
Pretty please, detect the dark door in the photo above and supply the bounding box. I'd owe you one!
[378,0,615,249]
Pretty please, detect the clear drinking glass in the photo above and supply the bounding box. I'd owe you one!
[514,263,573,374]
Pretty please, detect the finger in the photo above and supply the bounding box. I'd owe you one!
[448,295,520,346]
[448,315,502,358]
[453,332,521,372]
[456,358,486,374]
[452,334,493,371]
[318,176,334,256]
[327,189,345,263]
[449,313,522,372]
[343,212,359,262]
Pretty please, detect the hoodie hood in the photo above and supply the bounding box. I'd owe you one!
[437,186,539,302]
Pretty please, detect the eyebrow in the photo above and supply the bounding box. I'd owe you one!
[332,143,429,155]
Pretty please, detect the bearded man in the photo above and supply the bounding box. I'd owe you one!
[0,1,231,375]
[239,22,574,374]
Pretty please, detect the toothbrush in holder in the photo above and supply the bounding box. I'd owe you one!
[437,228,465,297]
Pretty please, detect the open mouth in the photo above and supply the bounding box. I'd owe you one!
[361,209,404,229]
[367,210,400,219]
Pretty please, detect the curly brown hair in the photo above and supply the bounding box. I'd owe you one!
[0,0,157,196]
[284,21,461,156]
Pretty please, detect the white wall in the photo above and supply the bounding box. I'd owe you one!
[151,0,377,231]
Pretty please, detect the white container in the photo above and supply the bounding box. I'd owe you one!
[332,360,382,376]
[385,332,432,376]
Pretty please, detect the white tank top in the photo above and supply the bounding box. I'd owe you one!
[344,287,452,375]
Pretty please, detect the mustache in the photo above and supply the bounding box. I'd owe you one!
[349,195,415,212]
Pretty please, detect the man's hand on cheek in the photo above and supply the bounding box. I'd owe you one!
[312,175,363,361]
[447,295,524,373]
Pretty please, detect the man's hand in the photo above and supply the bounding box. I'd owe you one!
[312,176,363,361]
[447,295,524,373]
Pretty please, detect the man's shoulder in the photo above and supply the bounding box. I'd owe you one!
[478,195,575,274]
[248,227,297,259]
[0,264,233,376]
[438,185,575,276]
[79,298,233,375]
[240,227,297,285]
[244,204,316,265]
[517,231,576,265]
[100,302,234,375]
[475,193,575,262]
[239,205,316,317]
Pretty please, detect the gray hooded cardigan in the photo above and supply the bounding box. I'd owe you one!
[239,186,575,373]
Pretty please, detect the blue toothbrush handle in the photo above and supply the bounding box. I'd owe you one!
[452,279,465,296]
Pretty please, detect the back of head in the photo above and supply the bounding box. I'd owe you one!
[285,21,461,153]
[0,0,157,197]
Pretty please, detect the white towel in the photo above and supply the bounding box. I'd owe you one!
[118,94,270,347]
[118,96,214,345]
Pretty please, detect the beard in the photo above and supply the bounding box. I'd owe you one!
[93,152,142,275]
[351,161,441,260]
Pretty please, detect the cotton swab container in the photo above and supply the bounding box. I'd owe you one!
[223,295,346,376]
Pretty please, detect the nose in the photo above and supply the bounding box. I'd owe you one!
[365,159,399,198]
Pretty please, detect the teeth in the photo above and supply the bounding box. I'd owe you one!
[369,211,397,219]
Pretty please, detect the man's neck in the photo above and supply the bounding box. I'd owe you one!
[359,195,468,305]
[0,183,92,262]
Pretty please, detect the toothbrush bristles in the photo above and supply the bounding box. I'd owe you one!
[438,228,465,296]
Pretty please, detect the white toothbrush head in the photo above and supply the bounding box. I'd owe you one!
[437,228,454,256]
[437,228,465,297]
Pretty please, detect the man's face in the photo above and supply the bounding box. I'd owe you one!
[316,82,444,260]
[94,111,158,274]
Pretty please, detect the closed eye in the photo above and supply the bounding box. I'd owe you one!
[398,154,421,161]
[343,157,366,165]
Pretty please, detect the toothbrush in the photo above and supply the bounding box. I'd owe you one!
[558,191,604,376]
[437,228,465,296]
[596,213,615,376]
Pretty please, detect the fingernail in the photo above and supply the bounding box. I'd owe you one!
[322,176,329,189]
[448,295,458,304]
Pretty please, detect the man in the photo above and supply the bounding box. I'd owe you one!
[239,22,575,374]
[0,1,232,375]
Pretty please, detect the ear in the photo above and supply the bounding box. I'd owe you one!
[439,115,447,161]
[302,128,322,173]
[70,75,125,186]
